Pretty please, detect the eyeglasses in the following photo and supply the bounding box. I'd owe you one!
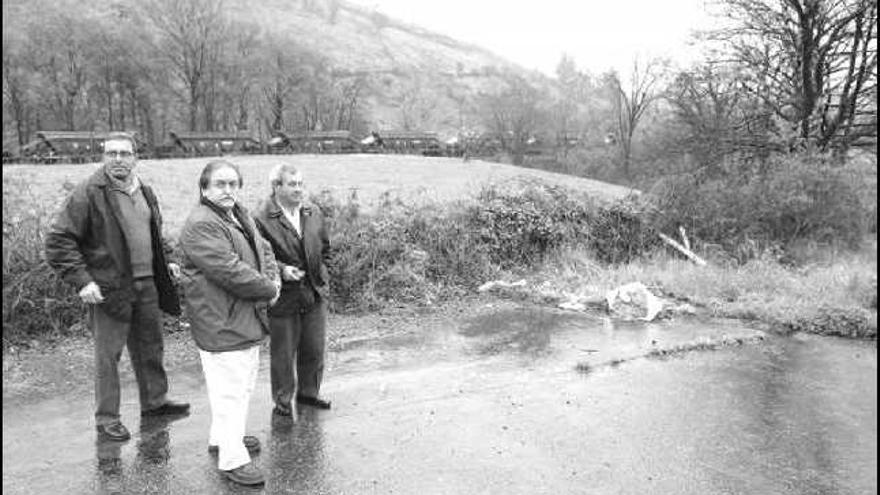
[104,150,134,158]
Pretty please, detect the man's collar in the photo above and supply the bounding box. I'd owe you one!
[280,203,301,217]
[270,196,309,217]
[200,195,241,221]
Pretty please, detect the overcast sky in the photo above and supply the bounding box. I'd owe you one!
[348,0,721,76]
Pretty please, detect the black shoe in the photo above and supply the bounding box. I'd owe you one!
[223,461,265,486]
[273,403,293,416]
[142,400,191,417]
[208,435,261,455]
[96,422,131,442]
[295,395,331,410]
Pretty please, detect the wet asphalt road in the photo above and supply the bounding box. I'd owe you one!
[3,305,877,494]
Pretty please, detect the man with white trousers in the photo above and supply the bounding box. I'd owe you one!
[179,160,280,486]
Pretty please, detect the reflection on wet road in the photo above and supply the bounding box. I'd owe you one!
[3,306,876,494]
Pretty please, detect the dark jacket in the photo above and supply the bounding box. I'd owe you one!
[254,197,331,316]
[179,199,279,352]
[45,169,180,321]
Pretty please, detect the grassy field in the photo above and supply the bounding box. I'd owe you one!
[2,153,638,237]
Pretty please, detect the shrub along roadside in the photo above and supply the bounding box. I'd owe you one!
[2,176,656,347]
[3,178,86,346]
[650,152,869,263]
[317,177,659,311]
[3,173,876,348]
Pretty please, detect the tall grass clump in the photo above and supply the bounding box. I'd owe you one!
[3,175,84,348]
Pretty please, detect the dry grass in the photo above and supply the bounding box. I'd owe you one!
[3,154,637,237]
[534,242,877,337]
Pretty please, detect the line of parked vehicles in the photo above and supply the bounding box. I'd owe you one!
[3,129,513,165]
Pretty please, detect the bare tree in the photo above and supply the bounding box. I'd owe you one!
[667,63,754,175]
[553,54,582,155]
[605,58,665,179]
[3,33,33,145]
[713,0,878,154]
[299,64,332,131]
[260,41,311,132]
[25,12,92,131]
[552,55,615,157]
[143,0,227,131]
[204,22,259,132]
[333,76,366,131]
[231,26,261,131]
[481,73,545,165]
[91,23,146,132]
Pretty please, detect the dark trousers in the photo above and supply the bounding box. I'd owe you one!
[90,277,168,426]
[269,299,327,406]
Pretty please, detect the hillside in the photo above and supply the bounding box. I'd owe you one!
[2,0,550,139]
[228,0,517,74]
[224,0,547,134]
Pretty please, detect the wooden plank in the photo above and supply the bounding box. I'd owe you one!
[659,232,707,266]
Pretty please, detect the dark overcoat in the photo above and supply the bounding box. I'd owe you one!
[45,169,180,321]
[253,198,331,316]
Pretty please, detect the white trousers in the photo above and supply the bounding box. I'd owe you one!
[198,345,260,471]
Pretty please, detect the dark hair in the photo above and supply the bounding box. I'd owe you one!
[198,160,243,190]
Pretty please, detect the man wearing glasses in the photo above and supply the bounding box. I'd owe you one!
[45,132,190,443]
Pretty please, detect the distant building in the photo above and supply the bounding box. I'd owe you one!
[374,131,441,155]
[167,131,260,157]
[270,130,359,154]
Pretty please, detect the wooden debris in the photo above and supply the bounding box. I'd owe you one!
[678,226,691,251]
[659,232,707,266]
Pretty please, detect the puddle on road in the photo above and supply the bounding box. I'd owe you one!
[335,332,426,352]
[458,307,585,356]
[331,306,586,370]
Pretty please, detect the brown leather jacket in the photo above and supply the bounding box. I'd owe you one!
[45,169,180,321]
[254,197,331,316]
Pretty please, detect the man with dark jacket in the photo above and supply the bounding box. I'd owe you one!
[45,132,190,443]
[179,160,280,487]
[254,163,333,416]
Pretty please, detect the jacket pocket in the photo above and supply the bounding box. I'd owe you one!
[86,246,116,271]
